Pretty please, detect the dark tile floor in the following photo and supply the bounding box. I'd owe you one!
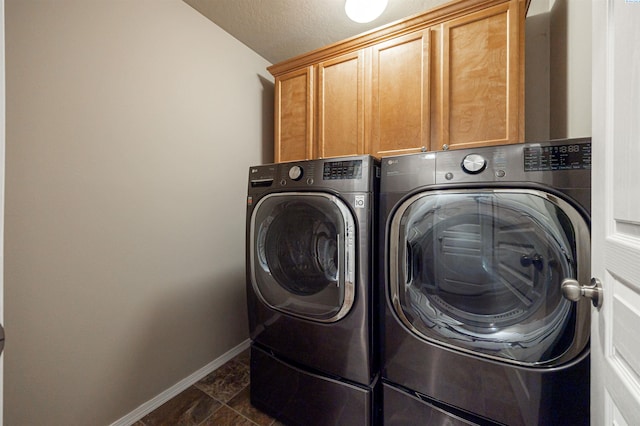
[134,349,282,426]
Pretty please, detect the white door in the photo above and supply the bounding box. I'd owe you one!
[591,0,640,424]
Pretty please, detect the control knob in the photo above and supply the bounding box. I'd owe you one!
[461,154,487,174]
[288,165,304,181]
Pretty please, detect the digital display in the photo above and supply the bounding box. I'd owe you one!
[323,160,363,180]
[524,143,591,171]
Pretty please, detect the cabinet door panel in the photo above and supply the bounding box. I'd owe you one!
[371,30,431,157]
[275,67,314,162]
[439,1,522,150]
[318,51,365,158]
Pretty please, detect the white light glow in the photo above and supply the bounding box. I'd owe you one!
[345,0,388,23]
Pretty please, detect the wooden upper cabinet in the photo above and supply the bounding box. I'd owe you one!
[371,29,431,158]
[274,66,314,162]
[435,1,524,151]
[317,50,366,159]
[269,0,526,162]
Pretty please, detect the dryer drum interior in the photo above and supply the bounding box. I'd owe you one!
[389,189,590,365]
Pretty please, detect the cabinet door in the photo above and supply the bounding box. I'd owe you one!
[317,50,366,158]
[371,29,431,158]
[274,66,314,162]
[436,0,523,151]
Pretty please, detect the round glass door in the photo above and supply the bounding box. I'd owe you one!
[389,189,590,366]
[251,192,356,322]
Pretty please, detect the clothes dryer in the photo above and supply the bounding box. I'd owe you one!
[246,155,379,425]
[379,139,592,425]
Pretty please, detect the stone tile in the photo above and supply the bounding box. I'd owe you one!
[228,386,276,426]
[235,348,251,366]
[199,405,256,426]
[140,386,222,426]
[195,359,250,403]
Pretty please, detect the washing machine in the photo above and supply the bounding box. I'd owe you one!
[379,138,592,425]
[246,155,380,425]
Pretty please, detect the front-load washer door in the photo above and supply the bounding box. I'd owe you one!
[389,189,590,366]
[250,192,356,323]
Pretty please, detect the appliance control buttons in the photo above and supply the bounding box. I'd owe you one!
[288,165,303,181]
[461,154,487,174]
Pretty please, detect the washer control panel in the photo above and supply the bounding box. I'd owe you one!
[323,159,363,180]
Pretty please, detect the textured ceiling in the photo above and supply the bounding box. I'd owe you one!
[183,0,449,64]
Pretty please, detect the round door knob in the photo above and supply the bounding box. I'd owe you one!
[288,165,303,181]
[461,154,487,174]
[561,277,603,309]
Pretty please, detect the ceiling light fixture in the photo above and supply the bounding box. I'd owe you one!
[345,0,389,23]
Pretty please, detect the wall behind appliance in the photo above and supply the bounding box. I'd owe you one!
[525,0,591,140]
[549,0,591,139]
[525,0,551,140]
[4,0,273,424]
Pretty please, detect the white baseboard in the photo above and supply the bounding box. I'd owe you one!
[110,339,251,426]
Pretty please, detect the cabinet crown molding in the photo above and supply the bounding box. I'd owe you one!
[268,0,528,77]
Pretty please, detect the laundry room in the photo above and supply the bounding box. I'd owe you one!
[3,0,640,425]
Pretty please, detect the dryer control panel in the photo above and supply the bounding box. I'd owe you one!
[524,143,592,171]
[434,138,592,185]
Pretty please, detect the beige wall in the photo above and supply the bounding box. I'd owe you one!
[525,0,591,140]
[525,0,551,140]
[4,0,273,424]
[549,0,591,139]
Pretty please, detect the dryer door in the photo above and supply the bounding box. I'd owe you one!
[389,189,590,366]
[250,192,356,322]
